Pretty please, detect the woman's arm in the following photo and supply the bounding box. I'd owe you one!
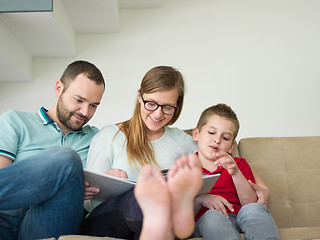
[86,125,117,172]
[85,126,119,200]
[250,170,270,206]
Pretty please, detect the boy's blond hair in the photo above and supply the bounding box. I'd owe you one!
[196,103,240,141]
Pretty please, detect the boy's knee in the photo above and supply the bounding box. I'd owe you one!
[196,210,240,239]
[201,210,230,226]
[238,203,267,216]
[237,203,272,224]
[237,203,279,239]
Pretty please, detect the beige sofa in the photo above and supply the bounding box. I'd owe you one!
[56,136,320,240]
[237,136,320,239]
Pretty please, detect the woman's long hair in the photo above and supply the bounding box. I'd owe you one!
[120,66,185,169]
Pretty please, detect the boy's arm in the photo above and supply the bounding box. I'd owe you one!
[216,155,257,205]
[232,168,258,205]
[194,196,203,215]
[250,170,270,206]
[195,193,234,218]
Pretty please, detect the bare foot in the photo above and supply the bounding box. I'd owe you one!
[167,154,203,239]
[134,164,174,240]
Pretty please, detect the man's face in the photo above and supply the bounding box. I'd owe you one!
[56,73,104,132]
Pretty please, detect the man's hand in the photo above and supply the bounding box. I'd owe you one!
[84,181,99,200]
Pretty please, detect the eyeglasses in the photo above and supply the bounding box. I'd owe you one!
[140,91,177,115]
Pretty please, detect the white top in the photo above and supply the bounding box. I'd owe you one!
[86,124,197,179]
[85,124,197,212]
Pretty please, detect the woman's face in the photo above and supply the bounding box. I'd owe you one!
[138,88,179,140]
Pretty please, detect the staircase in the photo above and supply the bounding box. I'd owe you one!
[0,0,162,82]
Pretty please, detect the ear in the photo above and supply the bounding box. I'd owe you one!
[55,80,64,97]
[192,128,199,141]
[228,141,236,154]
[137,89,142,103]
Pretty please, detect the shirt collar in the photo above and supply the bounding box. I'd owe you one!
[202,166,224,175]
[196,152,224,175]
[38,107,53,124]
[37,107,87,134]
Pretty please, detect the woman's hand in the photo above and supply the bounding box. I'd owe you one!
[196,194,234,218]
[84,169,128,200]
[104,168,128,178]
[250,170,270,206]
[248,179,270,206]
[84,180,99,200]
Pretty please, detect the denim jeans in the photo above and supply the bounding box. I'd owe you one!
[237,203,280,240]
[194,209,241,240]
[0,147,84,240]
[194,203,280,240]
[82,188,142,240]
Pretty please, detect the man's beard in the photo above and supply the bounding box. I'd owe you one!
[56,97,89,131]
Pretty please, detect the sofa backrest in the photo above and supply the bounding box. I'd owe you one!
[238,136,320,229]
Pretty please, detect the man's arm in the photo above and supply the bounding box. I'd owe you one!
[0,155,13,169]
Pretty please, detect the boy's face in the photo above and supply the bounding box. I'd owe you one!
[192,115,236,162]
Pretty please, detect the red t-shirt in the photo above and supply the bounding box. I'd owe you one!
[195,157,255,221]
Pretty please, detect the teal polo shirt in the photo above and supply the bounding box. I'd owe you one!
[0,107,99,167]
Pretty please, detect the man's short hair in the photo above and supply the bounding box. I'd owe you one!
[60,60,105,92]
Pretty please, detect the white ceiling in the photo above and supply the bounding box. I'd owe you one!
[0,0,162,82]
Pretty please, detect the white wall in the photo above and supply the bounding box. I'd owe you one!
[1,0,320,141]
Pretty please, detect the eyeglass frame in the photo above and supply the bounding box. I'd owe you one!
[140,90,178,115]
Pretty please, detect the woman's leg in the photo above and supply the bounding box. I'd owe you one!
[82,188,141,239]
[167,154,203,239]
[135,165,173,240]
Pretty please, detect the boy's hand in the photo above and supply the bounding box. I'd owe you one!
[84,180,99,200]
[196,194,234,218]
[215,152,239,176]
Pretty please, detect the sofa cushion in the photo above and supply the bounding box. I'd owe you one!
[238,136,320,239]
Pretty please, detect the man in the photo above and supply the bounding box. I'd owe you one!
[0,60,105,240]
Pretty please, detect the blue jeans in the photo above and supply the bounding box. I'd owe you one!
[0,147,84,240]
[194,203,280,240]
[237,203,279,240]
[82,188,142,239]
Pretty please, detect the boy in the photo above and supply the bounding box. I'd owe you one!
[192,103,279,240]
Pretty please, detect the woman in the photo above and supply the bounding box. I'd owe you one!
[82,65,271,239]
[83,66,198,239]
